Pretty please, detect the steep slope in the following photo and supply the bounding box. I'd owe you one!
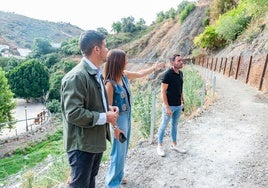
[122,5,208,61]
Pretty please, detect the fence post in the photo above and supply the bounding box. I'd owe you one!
[223,57,227,75]
[214,57,218,71]
[149,89,156,144]
[213,75,216,96]
[210,58,214,70]
[229,57,233,77]
[246,56,253,84]
[259,53,268,90]
[235,56,241,80]
[219,57,223,73]
[200,80,206,113]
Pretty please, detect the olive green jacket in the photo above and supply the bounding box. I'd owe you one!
[61,59,110,153]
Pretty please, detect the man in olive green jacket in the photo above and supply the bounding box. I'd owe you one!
[61,30,118,188]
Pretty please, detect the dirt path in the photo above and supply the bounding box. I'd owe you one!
[96,66,268,188]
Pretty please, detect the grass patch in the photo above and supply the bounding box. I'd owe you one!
[0,129,64,180]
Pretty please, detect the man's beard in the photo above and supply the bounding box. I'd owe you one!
[174,64,183,69]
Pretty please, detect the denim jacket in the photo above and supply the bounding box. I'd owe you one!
[107,75,131,114]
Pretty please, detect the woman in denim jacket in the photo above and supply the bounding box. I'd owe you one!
[103,49,165,188]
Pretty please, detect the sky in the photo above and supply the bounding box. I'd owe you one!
[0,0,185,31]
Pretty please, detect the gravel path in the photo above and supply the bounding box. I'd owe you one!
[96,66,268,188]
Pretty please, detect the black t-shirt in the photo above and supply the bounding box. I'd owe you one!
[162,68,183,106]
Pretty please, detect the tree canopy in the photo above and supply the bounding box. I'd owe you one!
[0,67,16,128]
[7,59,49,101]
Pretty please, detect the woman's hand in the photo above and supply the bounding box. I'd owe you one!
[113,126,124,140]
[154,62,165,71]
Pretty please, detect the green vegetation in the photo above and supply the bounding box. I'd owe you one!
[0,57,23,72]
[216,4,251,42]
[7,59,49,100]
[194,0,267,50]
[180,3,196,23]
[132,84,154,138]
[194,26,224,50]
[0,67,16,128]
[30,38,56,58]
[182,65,204,115]
[0,129,64,180]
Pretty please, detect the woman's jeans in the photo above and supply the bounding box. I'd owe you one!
[106,111,131,188]
[158,105,182,144]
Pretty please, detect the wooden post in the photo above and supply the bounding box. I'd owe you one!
[235,56,241,80]
[246,56,253,84]
[214,57,218,71]
[210,58,214,70]
[223,57,228,75]
[229,57,233,77]
[259,53,268,91]
[219,57,223,73]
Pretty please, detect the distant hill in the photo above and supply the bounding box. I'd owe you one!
[0,11,84,54]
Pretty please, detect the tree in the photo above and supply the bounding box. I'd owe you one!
[111,21,122,33]
[0,67,16,128]
[30,38,55,58]
[97,27,109,35]
[156,11,165,23]
[7,59,49,101]
[121,16,136,33]
[60,37,80,55]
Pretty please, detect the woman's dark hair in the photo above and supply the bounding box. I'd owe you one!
[104,49,126,83]
[79,30,106,56]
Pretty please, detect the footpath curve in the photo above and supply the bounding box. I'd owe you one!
[96,66,268,188]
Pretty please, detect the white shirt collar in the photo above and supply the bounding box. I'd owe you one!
[83,57,102,76]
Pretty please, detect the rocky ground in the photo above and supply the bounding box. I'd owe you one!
[95,67,268,188]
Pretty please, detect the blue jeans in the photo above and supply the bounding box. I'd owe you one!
[158,105,182,144]
[67,150,103,188]
[106,111,131,188]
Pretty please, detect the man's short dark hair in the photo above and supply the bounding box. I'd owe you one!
[171,54,181,62]
[79,30,106,56]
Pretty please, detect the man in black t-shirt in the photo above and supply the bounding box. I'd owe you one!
[156,54,186,157]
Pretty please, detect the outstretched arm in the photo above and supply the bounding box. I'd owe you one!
[124,62,165,80]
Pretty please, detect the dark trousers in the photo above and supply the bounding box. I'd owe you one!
[67,150,103,188]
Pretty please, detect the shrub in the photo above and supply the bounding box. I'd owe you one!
[215,6,251,42]
[180,3,195,23]
[194,26,225,50]
[46,99,61,113]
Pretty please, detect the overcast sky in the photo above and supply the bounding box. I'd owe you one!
[0,0,189,31]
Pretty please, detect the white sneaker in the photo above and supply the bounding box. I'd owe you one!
[170,145,186,154]
[157,145,166,157]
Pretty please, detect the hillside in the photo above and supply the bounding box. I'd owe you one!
[121,1,267,61]
[0,11,83,54]
[122,5,208,61]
